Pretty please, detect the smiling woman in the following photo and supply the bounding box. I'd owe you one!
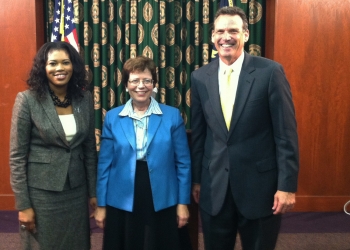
[126,70,154,114]
[94,56,192,250]
[45,50,74,109]
[45,50,73,89]
[9,41,97,250]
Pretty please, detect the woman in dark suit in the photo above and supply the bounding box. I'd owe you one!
[94,56,191,250]
[9,41,97,249]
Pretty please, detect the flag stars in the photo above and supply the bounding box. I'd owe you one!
[51,0,79,52]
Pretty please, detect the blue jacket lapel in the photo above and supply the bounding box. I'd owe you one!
[147,113,161,147]
[120,113,162,151]
[120,116,136,151]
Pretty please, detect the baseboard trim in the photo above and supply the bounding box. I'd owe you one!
[293,196,350,212]
[1,195,350,212]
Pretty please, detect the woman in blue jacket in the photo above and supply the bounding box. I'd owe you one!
[95,56,191,250]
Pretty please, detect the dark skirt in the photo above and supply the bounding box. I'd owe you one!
[21,184,90,250]
[103,160,191,250]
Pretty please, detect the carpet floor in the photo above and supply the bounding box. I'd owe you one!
[1,211,350,250]
[1,232,350,250]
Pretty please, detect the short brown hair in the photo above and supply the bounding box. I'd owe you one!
[122,56,157,87]
[214,6,249,31]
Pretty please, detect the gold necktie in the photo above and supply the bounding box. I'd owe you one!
[221,69,233,130]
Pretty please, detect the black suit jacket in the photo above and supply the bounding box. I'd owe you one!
[190,52,299,219]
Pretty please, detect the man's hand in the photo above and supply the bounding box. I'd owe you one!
[192,184,201,203]
[272,191,296,214]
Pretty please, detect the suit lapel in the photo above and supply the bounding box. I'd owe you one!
[120,116,136,151]
[205,61,229,135]
[70,96,83,146]
[228,52,255,137]
[147,113,161,147]
[39,91,69,147]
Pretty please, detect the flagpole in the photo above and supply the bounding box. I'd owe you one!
[60,0,65,41]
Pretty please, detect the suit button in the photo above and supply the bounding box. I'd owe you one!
[66,149,70,153]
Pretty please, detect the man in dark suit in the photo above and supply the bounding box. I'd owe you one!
[191,6,299,250]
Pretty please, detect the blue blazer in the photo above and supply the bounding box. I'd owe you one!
[97,103,191,212]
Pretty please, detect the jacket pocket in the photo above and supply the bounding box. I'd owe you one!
[256,157,276,172]
[28,151,51,163]
[246,97,265,107]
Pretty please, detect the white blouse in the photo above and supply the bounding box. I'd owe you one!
[59,114,77,142]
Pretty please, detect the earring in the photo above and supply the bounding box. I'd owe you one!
[126,89,129,92]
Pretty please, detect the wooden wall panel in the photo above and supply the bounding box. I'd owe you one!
[1,1,349,214]
[266,0,350,211]
[0,0,44,210]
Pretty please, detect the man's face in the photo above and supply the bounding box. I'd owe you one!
[212,14,249,65]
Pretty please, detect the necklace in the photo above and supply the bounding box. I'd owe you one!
[48,88,72,108]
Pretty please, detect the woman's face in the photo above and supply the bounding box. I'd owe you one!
[45,50,73,90]
[127,68,154,107]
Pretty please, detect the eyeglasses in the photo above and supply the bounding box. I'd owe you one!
[128,79,154,86]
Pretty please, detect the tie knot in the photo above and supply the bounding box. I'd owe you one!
[227,68,233,75]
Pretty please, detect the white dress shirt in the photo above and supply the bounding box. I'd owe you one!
[218,52,245,111]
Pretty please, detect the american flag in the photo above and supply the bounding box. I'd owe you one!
[51,0,79,52]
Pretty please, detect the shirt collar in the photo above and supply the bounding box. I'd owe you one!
[119,97,162,117]
[219,51,245,75]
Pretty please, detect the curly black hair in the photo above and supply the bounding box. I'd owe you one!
[27,41,89,99]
